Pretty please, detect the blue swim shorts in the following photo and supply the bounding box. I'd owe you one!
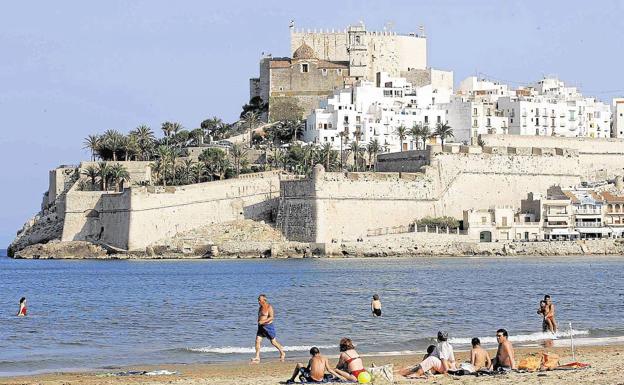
[256,323,276,340]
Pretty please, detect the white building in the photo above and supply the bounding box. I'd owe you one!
[613,98,624,138]
[304,72,451,152]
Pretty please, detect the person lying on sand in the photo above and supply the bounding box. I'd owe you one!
[397,345,446,378]
[433,331,457,371]
[286,347,344,383]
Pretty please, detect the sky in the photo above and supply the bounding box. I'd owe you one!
[1,0,623,247]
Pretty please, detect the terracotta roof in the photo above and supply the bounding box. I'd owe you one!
[269,59,291,69]
[562,191,579,203]
[590,191,603,202]
[293,43,316,59]
[599,191,624,203]
[316,60,348,69]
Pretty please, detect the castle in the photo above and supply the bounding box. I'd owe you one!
[249,22,432,121]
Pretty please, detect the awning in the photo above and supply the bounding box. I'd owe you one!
[548,229,579,235]
[577,228,612,234]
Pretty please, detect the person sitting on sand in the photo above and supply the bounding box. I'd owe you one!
[397,345,446,378]
[371,294,382,317]
[286,347,344,383]
[17,297,27,317]
[252,294,285,363]
[469,338,491,371]
[433,331,457,371]
[491,329,516,370]
[334,337,367,382]
[543,295,557,333]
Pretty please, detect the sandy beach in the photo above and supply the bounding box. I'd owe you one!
[1,344,622,385]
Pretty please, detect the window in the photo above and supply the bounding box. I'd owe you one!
[473,119,478,127]
[328,123,333,128]
[301,63,309,73]
[331,137,335,142]
[424,116,429,123]
[336,69,341,74]
[473,108,478,115]
[502,217,508,226]
[487,118,491,126]
[344,116,349,123]
[321,68,327,76]
[356,116,361,122]
[324,137,328,142]
[323,123,328,129]
[481,216,487,224]
[510,118,514,123]
[437,116,441,123]
[318,123,322,129]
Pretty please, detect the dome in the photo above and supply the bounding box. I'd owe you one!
[292,43,316,60]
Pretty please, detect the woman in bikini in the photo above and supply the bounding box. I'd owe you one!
[334,337,367,382]
[17,297,27,317]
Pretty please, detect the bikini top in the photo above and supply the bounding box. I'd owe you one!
[344,351,361,365]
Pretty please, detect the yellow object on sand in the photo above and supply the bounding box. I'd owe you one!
[518,354,541,371]
[358,371,371,384]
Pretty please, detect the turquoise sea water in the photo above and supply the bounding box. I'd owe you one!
[0,256,623,376]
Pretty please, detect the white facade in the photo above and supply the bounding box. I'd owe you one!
[304,72,451,152]
[613,98,624,138]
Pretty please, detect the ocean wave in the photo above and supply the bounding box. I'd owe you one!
[184,344,337,354]
[448,329,589,345]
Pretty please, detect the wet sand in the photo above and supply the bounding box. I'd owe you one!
[1,344,621,385]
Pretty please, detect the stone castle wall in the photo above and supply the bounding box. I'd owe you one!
[278,146,586,243]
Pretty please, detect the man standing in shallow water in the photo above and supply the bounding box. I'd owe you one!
[252,294,286,363]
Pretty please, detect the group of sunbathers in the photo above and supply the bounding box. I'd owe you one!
[396,329,517,379]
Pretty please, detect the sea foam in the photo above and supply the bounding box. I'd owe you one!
[448,329,589,345]
[186,344,337,354]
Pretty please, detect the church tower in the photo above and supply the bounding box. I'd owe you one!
[347,24,368,79]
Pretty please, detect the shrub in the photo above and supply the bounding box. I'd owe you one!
[416,216,460,228]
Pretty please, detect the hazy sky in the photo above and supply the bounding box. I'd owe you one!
[1,0,623,247]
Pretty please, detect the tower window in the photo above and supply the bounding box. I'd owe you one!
[301,63,309,73]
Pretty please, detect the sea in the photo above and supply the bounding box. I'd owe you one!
[0,255,622,376]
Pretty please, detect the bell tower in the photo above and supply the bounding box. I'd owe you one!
[347,23,367,79]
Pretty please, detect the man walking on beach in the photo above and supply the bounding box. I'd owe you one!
[252,294,286,363]
[491,329,516,370]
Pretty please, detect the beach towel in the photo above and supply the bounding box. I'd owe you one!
[518,354,541,371]
[541,352,559,370]
[555,362,591,370]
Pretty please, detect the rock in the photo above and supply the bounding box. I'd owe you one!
[14,241,108,259]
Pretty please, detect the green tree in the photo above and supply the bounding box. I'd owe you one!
[419,125,432,150]
[178,159,196,185]
[110,163,130,191]
[199,148,230,180]
[192,161,207,183]
[83,135,100,161]
[349,141,364,171]
[154,145,172,186]
[240,111,260,147]
[240,96,268,118]
[200,116,224,142]
[366,139,381,171]
[129,125,155,160]
[394,125,408,152]
[190,128,205,146]
[230,143,248,177]
[434,122,454,146]
[97,162,113,191]
[81,165,99,190]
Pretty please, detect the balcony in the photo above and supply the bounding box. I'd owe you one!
[575,222,602,228]
[545,221,569,227]
[575,208,602,215]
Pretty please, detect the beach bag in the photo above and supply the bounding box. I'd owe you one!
[541,352,560,370]
[367,364,393,384]
[518,354,541,371]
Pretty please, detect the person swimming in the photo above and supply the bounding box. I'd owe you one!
[371,294,382,317]
[17,297,27,317]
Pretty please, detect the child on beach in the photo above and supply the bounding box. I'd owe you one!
[286,347,344,383]
[17,297,27,317]
[371,294,382,317]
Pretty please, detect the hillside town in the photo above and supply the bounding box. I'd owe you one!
[8,21,624,259]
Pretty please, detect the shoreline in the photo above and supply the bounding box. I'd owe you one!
[1,344,622,384]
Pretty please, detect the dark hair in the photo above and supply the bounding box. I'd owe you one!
[471,337,480,347]
[258,294,267,300]
[339,337,355,352]
[373,294,379,300]
[437,331,448,341]
[310,347,320,356]
[19,297,26,304]
[544,295,551,300]
[426,345,436,355]
[497,329,508,337]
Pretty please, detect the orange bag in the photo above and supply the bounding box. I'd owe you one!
[518,354,541,371]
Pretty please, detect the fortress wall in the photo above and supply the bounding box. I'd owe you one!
[376,149,429,172]
[80,161,152,185]
[61,190,111,242]
[99,193,131,250]
[124,174,281,250]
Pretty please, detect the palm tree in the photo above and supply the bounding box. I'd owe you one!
[199,148,229,181]
[419,125,432,150]
[110,163,130,191]
[201,116,224,143]
[240,111,260,147]
[83,135,100,161]
[410,123,422,150]
[154,145,172,186]
[97,162,113,191]
[192,161,207,183]
[129,125,155,160]
[179,159,196,185]
[394,125,408,152]
[230,143,248,177]
[349,141,363,172]
[190,128,205,146]
[338,130,348,171]
[319,142,333,171]
[434,122,454,146]
[81,165,99,189]
[102,129,124,161]
[367,139,381,171]
[161,122,183,145]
